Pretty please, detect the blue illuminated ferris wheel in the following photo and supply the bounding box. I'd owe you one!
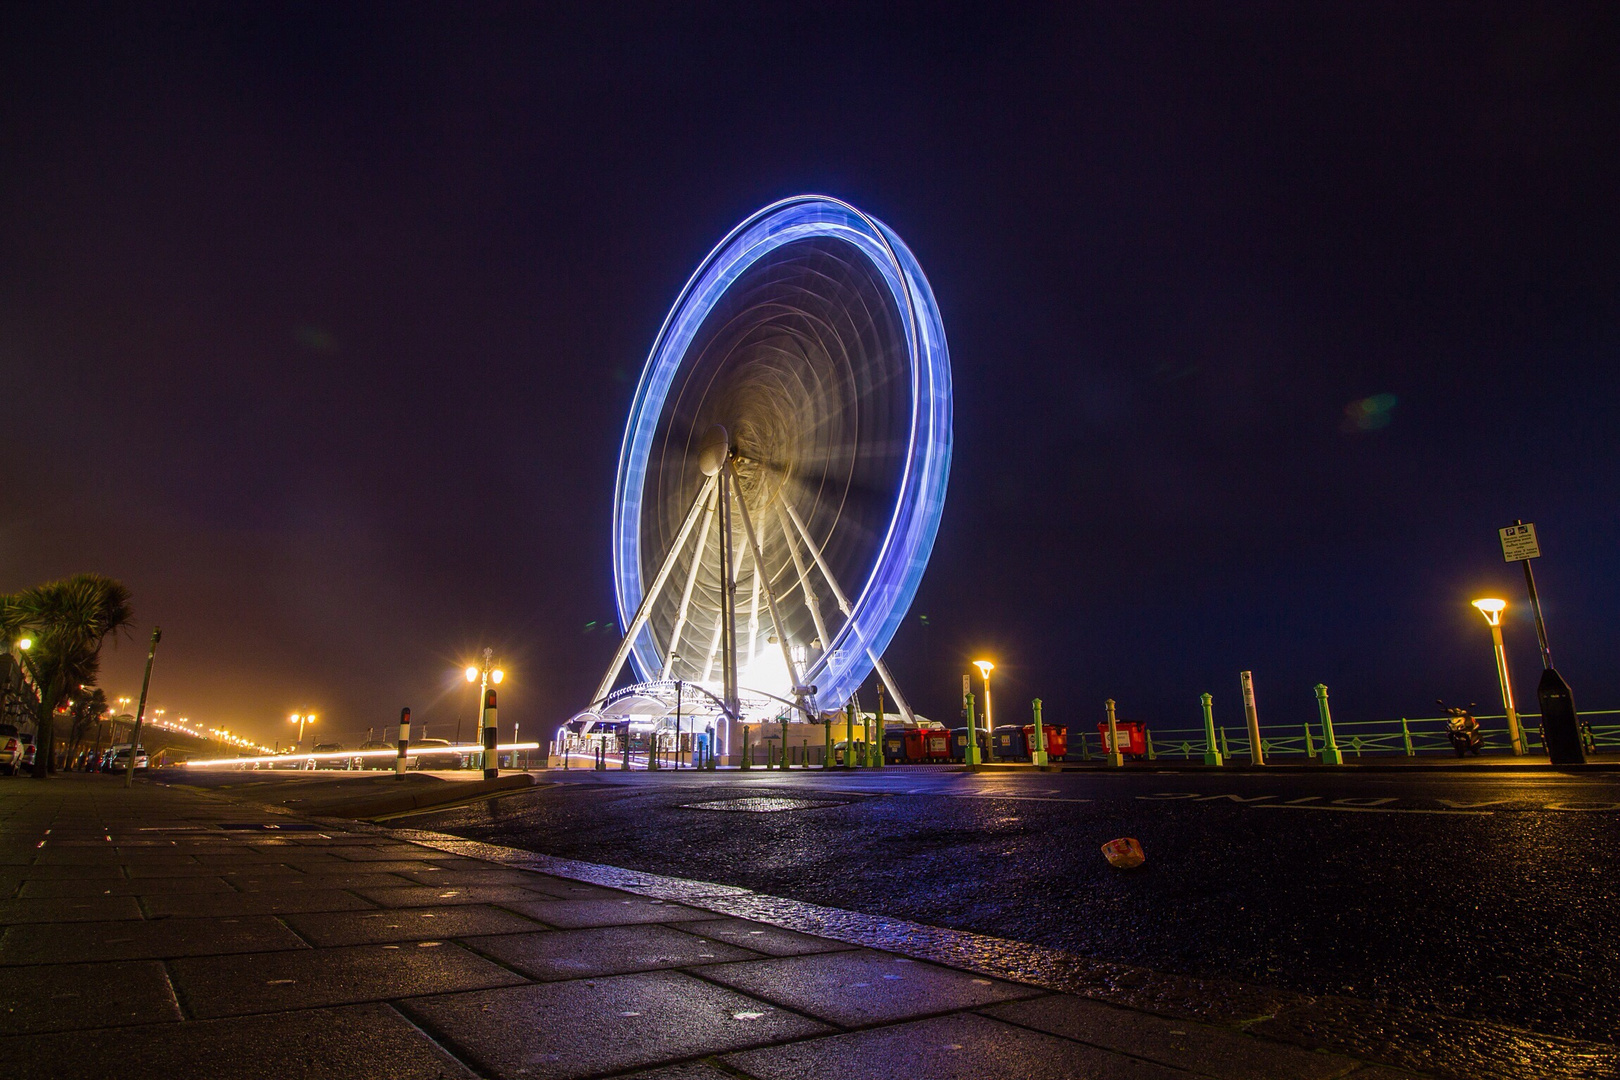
[591,196,952,722]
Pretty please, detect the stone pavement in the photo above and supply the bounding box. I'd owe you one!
[0,774,1439,1079]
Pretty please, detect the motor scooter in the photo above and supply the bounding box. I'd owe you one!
[1438,699,1482,757]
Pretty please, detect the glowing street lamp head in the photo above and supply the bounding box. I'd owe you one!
[1472,598,1507,626]
[465,666,479,683]
[973,660,994,680]
[16,637,30,650]
[491,669,504,685]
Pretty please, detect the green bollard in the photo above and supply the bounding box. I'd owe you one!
[1401,716,1414,756]
[844,702,855,769]
[1201,693,1222,766]
[964,692,982,766]
[824,716,832,769]
[1031,698,1048,767]
[1304,721,1315,761]
[781,716,789,772]
[1219,726,1231,760]
[1315,684,1345,765]
[1145,727,1156,761]
[740,725,751,770]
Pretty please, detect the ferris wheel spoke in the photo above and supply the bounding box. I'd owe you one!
[728,462,809,716]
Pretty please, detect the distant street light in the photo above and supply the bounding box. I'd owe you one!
[973,660,995,761]
[466,648,505,774]
[289,712,316,749]
[1472,599,1525,756]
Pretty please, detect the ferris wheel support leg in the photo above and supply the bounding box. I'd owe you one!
[779,500,918,726]
[592,474,718,707]
[718,468,740,719]
[778,509,833,665]
[727,463,808,717]
[662,487,718,679]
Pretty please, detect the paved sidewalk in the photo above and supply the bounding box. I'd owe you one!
[0,774,1440,1079]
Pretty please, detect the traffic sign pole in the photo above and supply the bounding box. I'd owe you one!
[1500,520,1583,765]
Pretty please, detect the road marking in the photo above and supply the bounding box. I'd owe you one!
[1436,799,1512,809]
[1254,804,1492,816]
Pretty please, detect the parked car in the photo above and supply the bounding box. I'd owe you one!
[412,738,464,770]
[17,735,36,773]
[0,724,21,775]
[311,742,350,769]
[101,744,148,772]
[356,740,395,769]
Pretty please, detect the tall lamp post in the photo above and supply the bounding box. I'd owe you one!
[973,660,995,762]
[1471,598,1525,756]
[289,713,316,750]
[465,648,505,772]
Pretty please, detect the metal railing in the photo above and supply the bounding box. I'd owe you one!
[1130,710,1620,762]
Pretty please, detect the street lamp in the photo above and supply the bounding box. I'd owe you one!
[973,660,995,760]
[1472,599,1525,755]
[466,649,505,772]
[289,713,316,749]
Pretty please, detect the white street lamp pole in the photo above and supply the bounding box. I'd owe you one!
[1473,599,1524,755]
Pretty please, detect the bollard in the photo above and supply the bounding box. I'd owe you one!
[1104,698,1124,767]
[1304,721,1315,760]
[823,715,832,769]
[965,692,982,766]
[1031,698,1048,767]
[1315,684,1344,765]
[781,716,789,772]
[1145,727,1156,761]
[845,702,855,769]
[740,726,751,770]
[649,730,659,771]
[482,690,499,780]
[621,726,630,771]
[1219,726,1231,760]
[1080,729,1091,762]
[1240,671,1264,765]
[1401,716,1414,756]
[1200,694,1222,766]
[396,707,411,779]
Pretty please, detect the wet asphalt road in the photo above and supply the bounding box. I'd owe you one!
[407,765,1619,1044]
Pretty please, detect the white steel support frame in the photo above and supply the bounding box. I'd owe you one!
[661,487,718,679]
[717,466,740,718]
[592,473,719,708]
[780,500,917,724]
[726,462,809,718]
[777,506,833,665]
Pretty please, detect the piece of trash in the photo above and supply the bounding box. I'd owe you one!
[1102,837,1146,869]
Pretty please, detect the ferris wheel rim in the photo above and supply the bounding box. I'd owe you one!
[612,194,952,710]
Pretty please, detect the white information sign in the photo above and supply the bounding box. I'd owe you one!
[1500,523,1541,562]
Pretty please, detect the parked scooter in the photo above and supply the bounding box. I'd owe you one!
[1438,699,1482,757]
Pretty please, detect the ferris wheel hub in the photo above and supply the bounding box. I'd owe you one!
[697,424,731,476]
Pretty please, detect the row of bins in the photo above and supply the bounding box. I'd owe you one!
[882,726,953,764]
[947,724,1072,762]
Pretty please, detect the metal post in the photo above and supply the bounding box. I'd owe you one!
[123,627,162,788]
[1314,684,1343,765]
[740,725,750,770]
[620,724,629,771]
[1240,671,1264,766]
[1031,698,1048,767]
[1219,726,1231,760]
[1104,698,1123,767]
[781,715,789,772]
[1145,727,1156,761]
[844,702,855,769]
[482,689,499,779]
[1400,716,1413,756]
[823,715,832,769]
[1487,621,1524,755]
[1201,693,1222,766]
[1304,721,1315,760]
[981,670,996,762]
[964,692,981,766]
[396,707,410,778]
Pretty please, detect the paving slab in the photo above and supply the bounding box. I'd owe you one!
[0,959,181,1034]
[353,883,563,908]
[669,917,857,957]
[464,923,761,980]
[169,940,527,1018]
[17,875,236,898]
[693,950,1042,1028]
[395,867,585,890]
[226,872,417,891]
[141,889,376,918]
[981,995,1361,1080]
[9,863,125,880]
[497,895,710,928]
[405,969,833,1080]
[283,904,544,946]
[0,1002,477,1080]
[724,1011,1189,1080]
[0,914,310,964]
[0,894,144,923]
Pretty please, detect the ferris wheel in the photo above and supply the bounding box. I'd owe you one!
[590,195,952,724]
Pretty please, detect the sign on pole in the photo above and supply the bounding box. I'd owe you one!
[1500,523,1540,562]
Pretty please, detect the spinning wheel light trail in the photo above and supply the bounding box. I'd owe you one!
[577,194,951,753]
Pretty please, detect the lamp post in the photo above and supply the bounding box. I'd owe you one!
[465,648,505,773]
[973,660,995,762]
[1472,598,1525,755]
[289,713,316,750]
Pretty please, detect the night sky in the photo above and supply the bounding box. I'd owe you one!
[4,5,1617,747]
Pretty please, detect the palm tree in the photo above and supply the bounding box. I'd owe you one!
[65,687,109,770]
[1,575,134,776]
